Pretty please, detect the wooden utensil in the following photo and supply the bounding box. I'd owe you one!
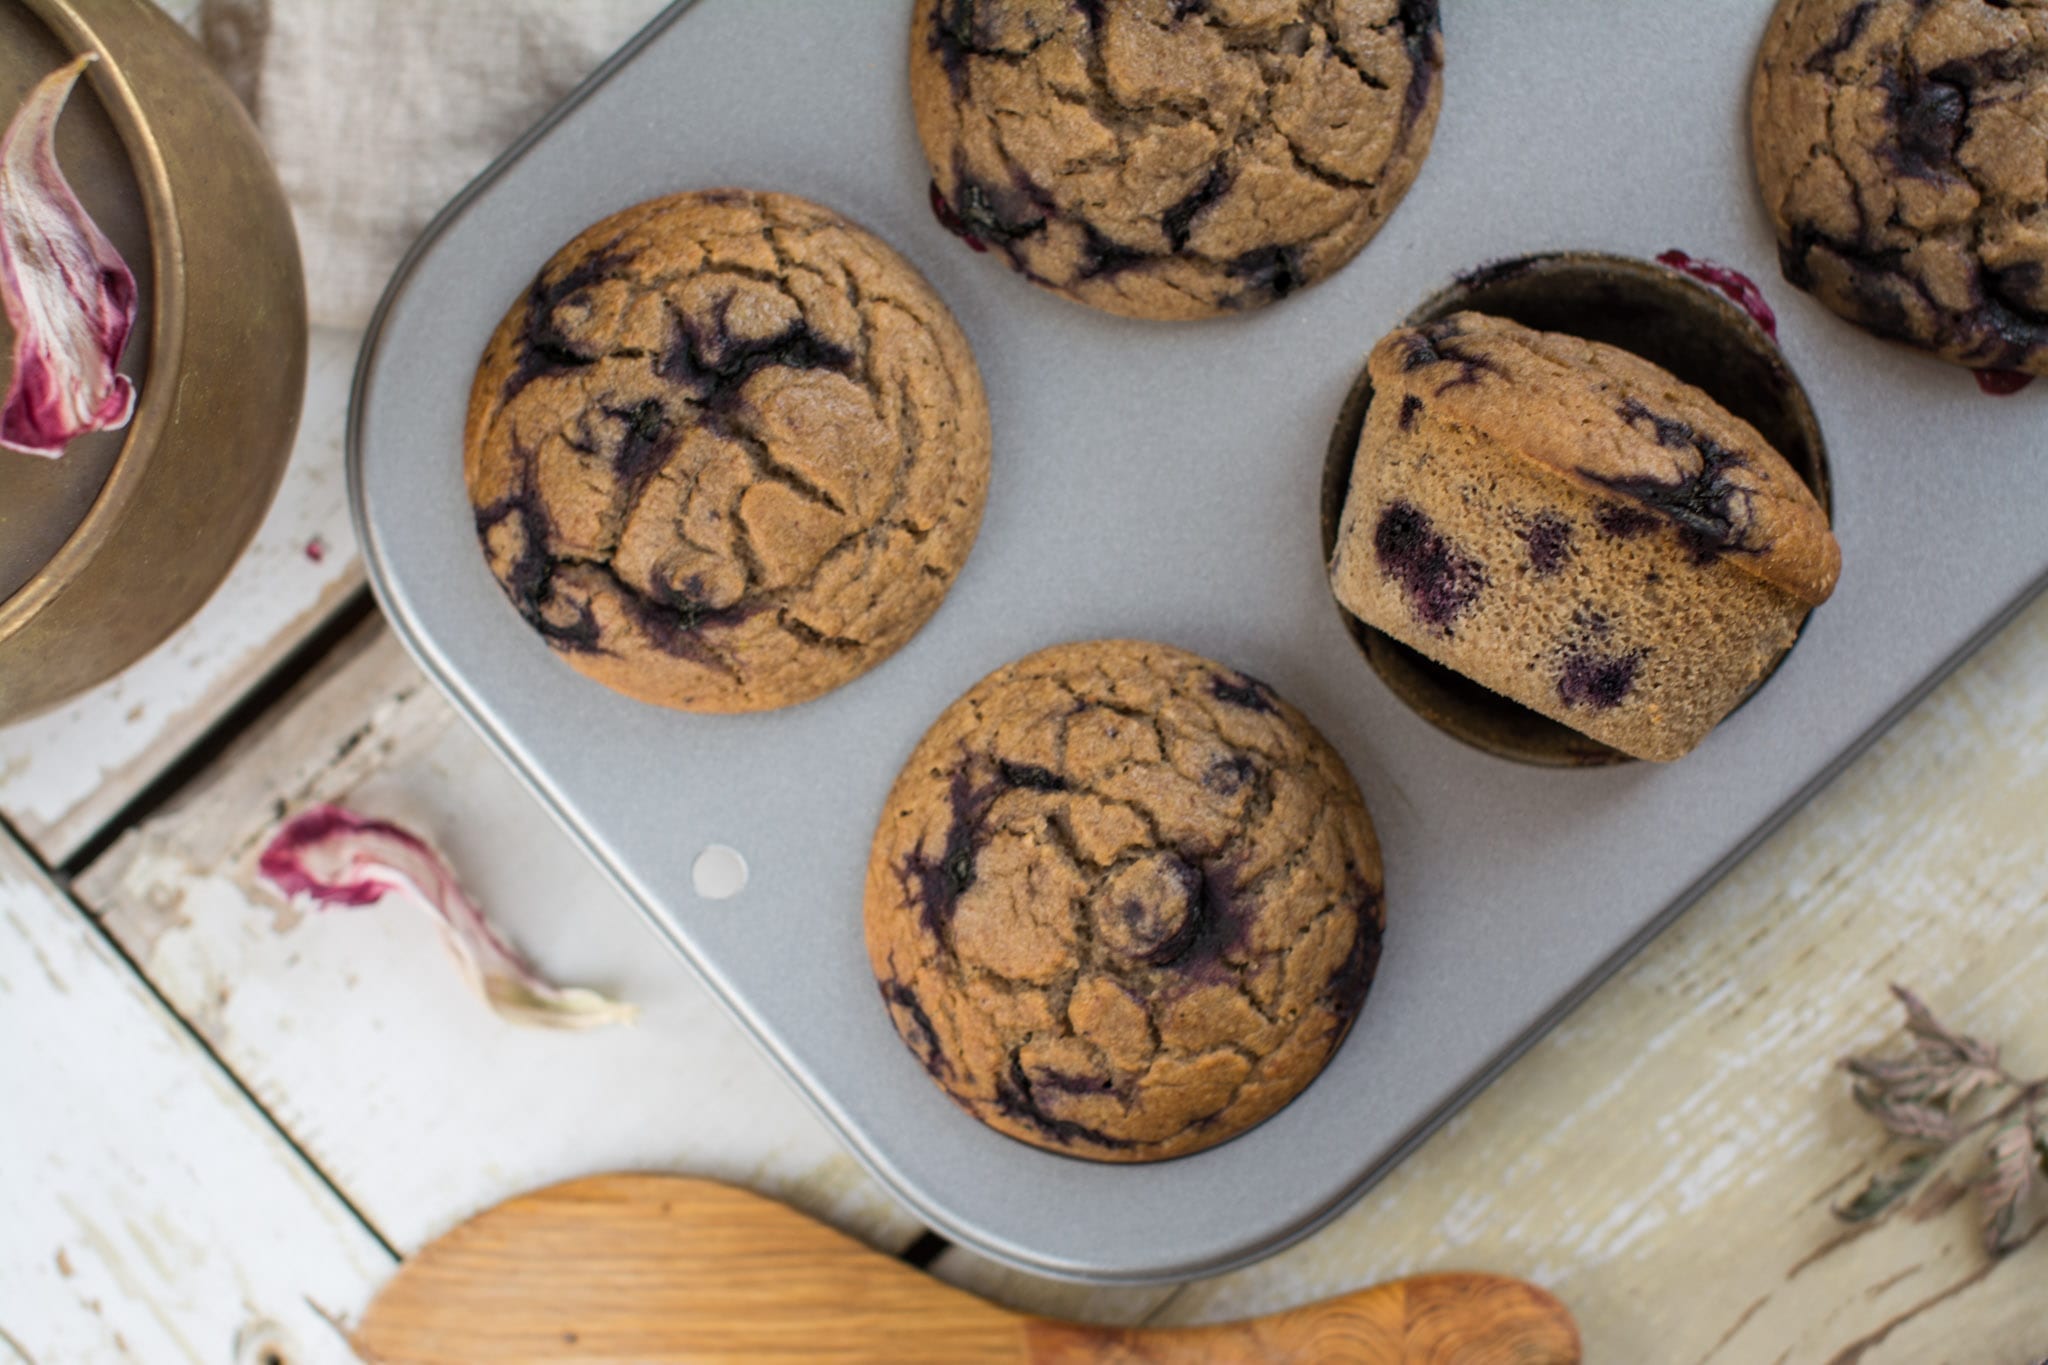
[354,1174,1579,1364]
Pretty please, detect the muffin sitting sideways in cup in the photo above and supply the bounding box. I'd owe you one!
[1330,312,1842,762]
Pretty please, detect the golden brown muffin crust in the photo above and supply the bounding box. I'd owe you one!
[910,0,1445,320]
[464,190,991,713]
[1752,0,2048,374]
[864,640,1385,1161]
[1333,313,1842,762]
[1371,313,1841,607]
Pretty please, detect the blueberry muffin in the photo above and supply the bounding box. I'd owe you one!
[911,0,1444,321]
[1329,314,1842,763]
[1752,0,2048,375]
[865,640,1385,1161]
[464,190,992,712]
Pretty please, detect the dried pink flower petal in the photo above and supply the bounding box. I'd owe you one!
[1,55,138,458]
[258,804,636,1030]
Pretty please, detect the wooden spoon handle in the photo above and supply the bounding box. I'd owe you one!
[354,1175,1578,1364]
[1025,1273,1581,1364]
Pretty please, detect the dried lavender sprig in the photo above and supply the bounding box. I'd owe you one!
[1834,985,2046,1255]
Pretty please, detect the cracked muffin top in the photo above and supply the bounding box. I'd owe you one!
[1752,0,2048,375]
[910,0,1444,320]
[1372,313,1842,607]
[864,639,1384,1162]
[463,190,992,713]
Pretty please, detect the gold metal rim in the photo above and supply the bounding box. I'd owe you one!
[0,0,183,638]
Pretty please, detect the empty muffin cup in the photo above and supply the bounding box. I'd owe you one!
[1320,251,1835,766]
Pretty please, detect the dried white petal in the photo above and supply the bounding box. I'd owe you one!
[1,55,137,458]
[1981,1121,2037,1256]
[258,804,636,1030]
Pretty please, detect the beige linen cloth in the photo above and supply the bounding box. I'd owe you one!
[196,0,670,328]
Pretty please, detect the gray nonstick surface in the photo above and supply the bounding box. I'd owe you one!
[350,0,2048,1282]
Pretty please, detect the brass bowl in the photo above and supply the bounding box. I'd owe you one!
[0,0,304,722]
[1319,250,1834,767]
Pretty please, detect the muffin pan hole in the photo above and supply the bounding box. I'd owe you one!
[1319,250,1834,768]
[692,844,749,900]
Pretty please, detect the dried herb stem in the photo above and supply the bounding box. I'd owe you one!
[1835,985,2045,1256]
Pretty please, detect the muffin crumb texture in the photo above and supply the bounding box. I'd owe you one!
[1331,312,1841,762]
[912,0,1444,319]
[865,640,1384,1162]
[1752,0,2048,374]
[464,190,991,713]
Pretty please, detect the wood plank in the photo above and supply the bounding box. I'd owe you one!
[1139,590,2048,1361]
[74,621,927,1261]
[0,824,391,1363]
[0,325,365,866]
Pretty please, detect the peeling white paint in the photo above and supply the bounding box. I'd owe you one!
[1,831,389,1363]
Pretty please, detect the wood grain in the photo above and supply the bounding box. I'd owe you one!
[0,325,365,864]
[1026,1274,1578,1363]
[74,622,925,1262]
[0,823,391,1363]
[355,1175,1022,1365]
[355,1175,1576,1365]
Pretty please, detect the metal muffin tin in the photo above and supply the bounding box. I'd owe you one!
[350,0,2048,1283]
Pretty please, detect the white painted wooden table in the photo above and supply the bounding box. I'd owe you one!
[5,21,2046,1364]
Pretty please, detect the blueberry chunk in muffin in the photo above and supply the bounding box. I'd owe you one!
[464,190,992,713]
[911,0,1445,320]
[1752,0,2048,375]
[1330,313,1842,762]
